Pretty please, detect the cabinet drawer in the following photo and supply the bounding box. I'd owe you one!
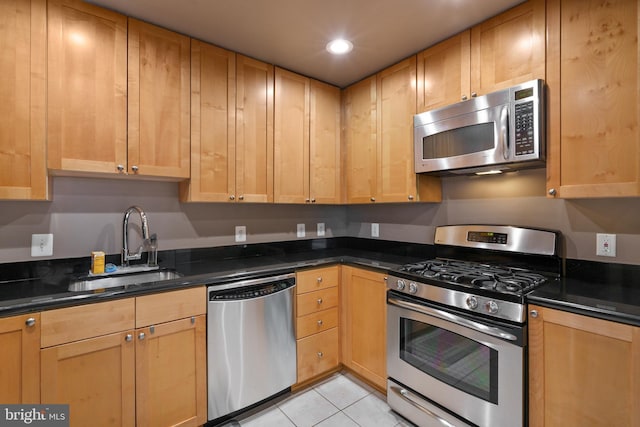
[136,287,206,327]
[296,307,338,339]
[297,327,339,383]
[297,287,338,317]
[41,298,135,348]
[297,266,339,294]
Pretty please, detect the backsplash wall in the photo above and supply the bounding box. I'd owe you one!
[1,170,639,265]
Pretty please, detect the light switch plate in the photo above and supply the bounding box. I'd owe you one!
[297,223,305,238]
[371,223,380,238]
[317,222,325,237]
[31,233,53,257]
[235,226,246,242]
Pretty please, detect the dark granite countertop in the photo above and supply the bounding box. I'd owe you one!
[0,238,432,317]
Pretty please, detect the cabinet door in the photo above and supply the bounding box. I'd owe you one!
[546,0,640,198]
[344,76,377,203]
[41,331,136,427]
[0,0,47,200]
[236,54,274,202]
[181,41,236,202]
[310,80,342,204]
[0,313,40,403]
[47,0,127,176]
[136,315,207,427]
[529,305,640,427]
[470,0,545,95]
[417,30,471,112]
[128,18,190,179]
[274,67,310,203]
[340,266,387,391]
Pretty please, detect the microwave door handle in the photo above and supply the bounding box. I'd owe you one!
[501,105,509,160]
[388,296,517,341]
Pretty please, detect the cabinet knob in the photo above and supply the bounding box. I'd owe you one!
[548,188,557,196]
[125,334,133,342]
[311,198,316,203]
[317,276,323,283]
[471,92,478,98]
[408,195,414,200]
[370,197,376,202]
[317,298,323,305]
[131,165,139,173]
[461,94,468,101]
[317,352,324,358]
[305,198,310,203]
[239,195,244,201]
[317,319,323,326]
[530,310,539,318]
[149,325,155,334]
[25,317,36,327]
[117,164,125,173]
[229,195,235,200]
[191,316,196,324]
[138,332,146,340]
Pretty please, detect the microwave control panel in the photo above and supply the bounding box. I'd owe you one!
[514,101,535,156]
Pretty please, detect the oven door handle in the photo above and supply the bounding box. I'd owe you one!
[389,385,471,427]
[388,297,518,341]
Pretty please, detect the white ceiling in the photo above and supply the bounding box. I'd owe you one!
[86,0,525,88]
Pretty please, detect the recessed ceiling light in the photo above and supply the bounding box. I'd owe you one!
[326,39,353,55]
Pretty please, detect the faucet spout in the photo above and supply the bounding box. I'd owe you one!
[122,206,151,267]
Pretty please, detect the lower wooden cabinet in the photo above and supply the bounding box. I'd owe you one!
[340,266,387,391]
[40,287,206,427]
[0,313,41,404]
[295,266,340,385]
[529,305,640,427]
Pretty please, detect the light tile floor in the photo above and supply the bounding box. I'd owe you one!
[218,372,415,427]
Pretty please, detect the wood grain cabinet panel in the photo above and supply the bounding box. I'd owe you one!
[297,287,339,317]
[0,0,47,200]
[128,18,190,179]
[296,328,339,383]
[529,305,640,427]
[0,313,40,403]
[181,41,236,202]
[47,0,127,177]
[296,307,339,339]
[546,0,640,197]
[296,265,339,294]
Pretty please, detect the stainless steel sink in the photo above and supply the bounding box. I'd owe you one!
[68,269,182,292]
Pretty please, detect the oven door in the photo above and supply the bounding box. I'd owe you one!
[387,292,525,427]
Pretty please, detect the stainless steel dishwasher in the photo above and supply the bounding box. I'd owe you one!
[207,273,297,422]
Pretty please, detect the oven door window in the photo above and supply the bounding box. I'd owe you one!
[399,318,498,404]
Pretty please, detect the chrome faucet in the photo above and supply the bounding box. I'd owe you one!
[121,206,151,267]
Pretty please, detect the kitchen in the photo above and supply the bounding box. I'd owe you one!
[1,0,640,426]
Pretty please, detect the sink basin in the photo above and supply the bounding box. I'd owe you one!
[68,269,182,292]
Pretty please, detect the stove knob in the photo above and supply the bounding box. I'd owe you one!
[408,282,418,294]
[465,296,478,310]
[485,301,499,314]
[396,279,406,291]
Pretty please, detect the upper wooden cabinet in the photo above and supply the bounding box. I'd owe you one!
[0,313,40,404]
[0,0,48,200]
[181,41,236,202]
[274,68,341,204]
[344,57,441,204]
[128,18,190,179]
[470,0,546,96]
[546,0,640,198]
[529,305,640,427]
[47,0,127,177]
[235,54,274,202]
[417,31,471,112]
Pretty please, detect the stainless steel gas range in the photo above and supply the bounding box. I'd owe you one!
[386,225,561,427]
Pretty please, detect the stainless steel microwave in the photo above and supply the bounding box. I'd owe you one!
[414,79,545,175]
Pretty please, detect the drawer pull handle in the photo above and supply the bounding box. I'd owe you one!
[138,332,145,340]
[317,277,323,283]
[25,317,36,327]
[125,334,133,342]
[317,298,323,305]
[317,320,323,326]
[317,352,323,358]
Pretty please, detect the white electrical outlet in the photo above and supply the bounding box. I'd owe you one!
[317,222,326,237]
[371,223,380,238]
[596,233,616,257]
[297,223,305,238]
[31,233,53,257]
[235,226,247,242]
